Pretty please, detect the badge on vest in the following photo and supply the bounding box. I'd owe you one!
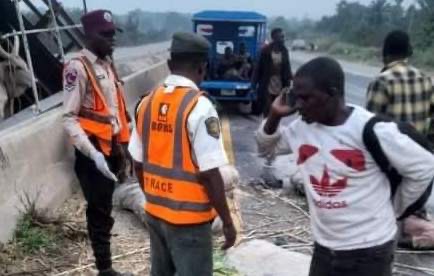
[205,117,220,139]
[152,102,173,133]
[158,103,170,122]
[64,68,78,92]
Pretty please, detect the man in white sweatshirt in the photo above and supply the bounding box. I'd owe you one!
[256,57,434,276]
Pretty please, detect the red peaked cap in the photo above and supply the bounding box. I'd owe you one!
[80,10,122,35]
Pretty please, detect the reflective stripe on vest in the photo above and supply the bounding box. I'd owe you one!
[138,87,216,224]
[75,56,130,155]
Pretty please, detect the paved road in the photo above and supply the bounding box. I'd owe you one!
[222,52,434,275]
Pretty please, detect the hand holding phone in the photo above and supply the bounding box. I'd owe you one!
[281,87,296,108]
[271,87,298,117]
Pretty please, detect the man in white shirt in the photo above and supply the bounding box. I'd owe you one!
[256,57,434,276]
[62,10,132,276]
[128,32,236,276]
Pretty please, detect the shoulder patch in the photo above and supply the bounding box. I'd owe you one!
[205,117,220,139]
[64,67,78,92]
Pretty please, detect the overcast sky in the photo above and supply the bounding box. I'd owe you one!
[56,0,414,19]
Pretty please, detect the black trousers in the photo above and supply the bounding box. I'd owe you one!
[74,149,118,271]
[309,241,395,276]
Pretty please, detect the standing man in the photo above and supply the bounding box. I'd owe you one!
[128,32,237,276]
[367,30,434,249]
[253,27,292,117]
[367,30,434,137]
[253,28,293,186]
[257,57,434,276]
[62,10,133,276]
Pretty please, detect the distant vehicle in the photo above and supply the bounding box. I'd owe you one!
[291,39,307,51]
[192,10,267,114]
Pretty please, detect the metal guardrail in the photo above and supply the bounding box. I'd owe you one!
[3,0,84,114]
[1,24,83,40]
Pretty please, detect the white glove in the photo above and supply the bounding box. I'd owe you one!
[91,151,118,182]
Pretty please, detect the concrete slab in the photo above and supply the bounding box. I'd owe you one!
[226,239,311,276]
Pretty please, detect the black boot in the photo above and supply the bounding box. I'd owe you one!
[98,268,134,276]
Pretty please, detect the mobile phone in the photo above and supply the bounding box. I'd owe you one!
[281,87,296,107]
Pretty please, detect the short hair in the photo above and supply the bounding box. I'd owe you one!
[383,30,413,58]
[295,57,345,97]
[271,28,283,38]
[169,52,208,70]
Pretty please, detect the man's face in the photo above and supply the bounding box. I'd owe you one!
[88,30,116,57]
[272,31,285,45]
[293,76,334,124]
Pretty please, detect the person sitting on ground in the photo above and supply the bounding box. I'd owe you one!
[256,57,434,276]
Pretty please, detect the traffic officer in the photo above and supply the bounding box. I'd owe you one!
[128,32,237,276]
[62,10,133,276]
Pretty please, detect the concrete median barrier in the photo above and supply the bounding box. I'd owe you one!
[0,62,169,243]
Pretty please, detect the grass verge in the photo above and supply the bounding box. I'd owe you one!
[314,36,434,73]
[13,212,59,254]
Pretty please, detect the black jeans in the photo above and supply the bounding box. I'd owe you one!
[309,241,395,276]
[74,149,118,271]
[145,213,213,276]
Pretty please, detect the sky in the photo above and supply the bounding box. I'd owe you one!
[56,0,414,20]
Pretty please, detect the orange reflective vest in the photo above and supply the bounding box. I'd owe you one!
[136,86,217,225]
[74,56,130,156]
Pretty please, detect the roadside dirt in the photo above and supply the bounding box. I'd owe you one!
[2,180,434,275]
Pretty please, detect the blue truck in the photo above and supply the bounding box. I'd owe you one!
[192,10,267,114]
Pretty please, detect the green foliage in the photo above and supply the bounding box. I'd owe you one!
[213,249,239,276]
[115,10,192,46]
[412,50,434,69]
[49,8,192,47]
[268,16,316,41]
[324,41,380,63]
[303,0,434,69]
[316,0,406,47]
[316,0,434,51]
[13,213,58,254]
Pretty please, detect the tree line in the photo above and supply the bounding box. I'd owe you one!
[61,8,192,47]
[268,0,434,67]
[316,0,434,50]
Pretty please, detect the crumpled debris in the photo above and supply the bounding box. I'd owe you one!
[399,214,434,250]
[113,178,147,224]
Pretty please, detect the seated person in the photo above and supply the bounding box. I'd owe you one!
[223,60,244,81]
[237,43,253,79]
[217,46,236,79]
